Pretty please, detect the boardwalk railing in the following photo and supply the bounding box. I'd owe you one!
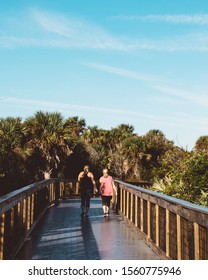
[0,179,79,260]
[115,180,208,260]
[1,179,208,260]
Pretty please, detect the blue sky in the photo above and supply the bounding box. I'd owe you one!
[1,0,208,150]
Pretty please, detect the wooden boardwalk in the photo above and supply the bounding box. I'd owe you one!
[17,198,160,260]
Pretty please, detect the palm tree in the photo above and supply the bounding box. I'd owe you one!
[0,117,27,194]
[0,117,26,166]
[82,126,110,172]
[64,116,86,138]
[194,136,208,152]
[24,111,73,179]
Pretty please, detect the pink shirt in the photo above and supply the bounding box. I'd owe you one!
[100,176,113,196]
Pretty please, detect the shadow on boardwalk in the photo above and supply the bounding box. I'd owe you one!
[17,198,160,260]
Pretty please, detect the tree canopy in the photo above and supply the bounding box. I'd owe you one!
[0,111,207,206]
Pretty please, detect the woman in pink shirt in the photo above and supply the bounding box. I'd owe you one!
[99,168,117,216]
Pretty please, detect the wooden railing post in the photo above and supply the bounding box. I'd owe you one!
[194,223,200,260]
[147,201,151,239]
[130,193,134,223]
[31,194,35,225]
[126,191,130,219]
[11,207,15,239]
[166,209,170,258]
[177,215,182,260]
[120,188,123,213]
[135,196,138,227]
[27,196,31,230]
[140,198,144,232]
[0,214,5,260]
[23,199,27,233]
[76,181,79,195]
[123,190,126,216]
[156,205,160,247]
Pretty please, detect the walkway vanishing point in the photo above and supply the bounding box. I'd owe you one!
[0,179,208,260]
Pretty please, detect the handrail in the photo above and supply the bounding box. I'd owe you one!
[116,180,208,216]
[0,178,78,260]
[115,180,208,260]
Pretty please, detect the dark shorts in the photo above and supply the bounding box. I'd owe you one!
[81,190,91,208]
[101,195,112,207]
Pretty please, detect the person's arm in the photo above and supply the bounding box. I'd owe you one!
[77,172,84,191]
[78,171,84,182]
[90,172,98,194]
[99,177,103,194]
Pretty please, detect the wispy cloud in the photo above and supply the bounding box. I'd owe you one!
[86,62,208,109]
[109,14,208,25]
[153,85,208,107]
[0,9,208,52]
[86,63,165,83]
[0,9,127,51]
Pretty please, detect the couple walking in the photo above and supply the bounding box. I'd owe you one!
[78,165,117,217]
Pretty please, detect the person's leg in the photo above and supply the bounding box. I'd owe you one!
[85,191,91,216]
[81,191,86,216]
[102,205,107,214]
[101,196,107,215]
[106,196,112,215]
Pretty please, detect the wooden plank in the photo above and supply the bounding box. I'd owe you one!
[177,215,182,260]
[194,223,200,260]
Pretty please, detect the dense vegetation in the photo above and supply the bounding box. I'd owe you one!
[0,111,207,206]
